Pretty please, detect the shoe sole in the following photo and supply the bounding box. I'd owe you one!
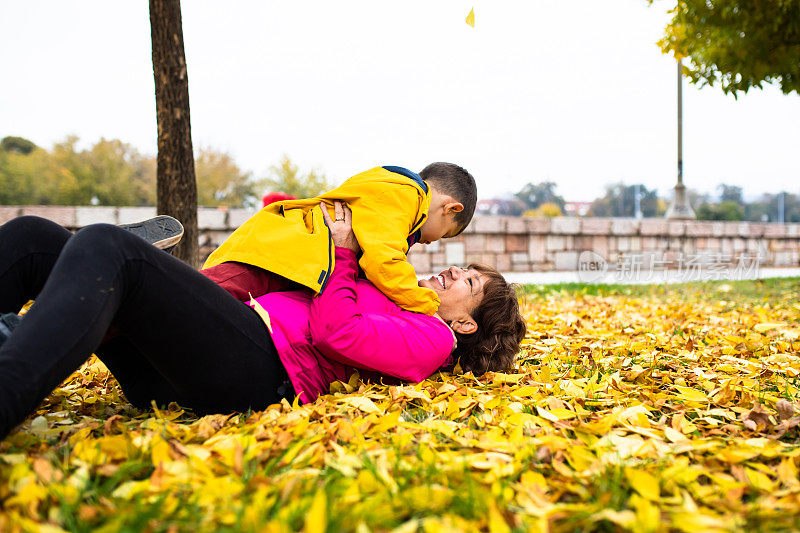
[119,215,184,250]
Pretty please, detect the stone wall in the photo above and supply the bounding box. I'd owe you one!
[408,216,800,275]
[2,206,799,273]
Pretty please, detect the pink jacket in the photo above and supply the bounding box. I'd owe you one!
[253,248,455,403]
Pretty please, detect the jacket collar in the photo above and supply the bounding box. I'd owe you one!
[382,166,428,193]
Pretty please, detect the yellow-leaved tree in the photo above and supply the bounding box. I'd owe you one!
[263,155,331,200]
[195,148,262,208]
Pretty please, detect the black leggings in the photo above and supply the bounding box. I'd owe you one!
[0,216,290,438]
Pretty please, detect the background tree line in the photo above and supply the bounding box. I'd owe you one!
[3,135,796,222]
[0,136,329,208]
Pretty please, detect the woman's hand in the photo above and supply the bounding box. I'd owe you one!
[320,201,360,253]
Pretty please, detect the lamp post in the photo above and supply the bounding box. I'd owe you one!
[666,59,695,219]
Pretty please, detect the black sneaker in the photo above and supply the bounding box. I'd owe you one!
[0,313,22,349]
[118,215,184,253]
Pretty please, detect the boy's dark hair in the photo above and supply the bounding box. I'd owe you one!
[419,162,477,234]
[444,264,526,376]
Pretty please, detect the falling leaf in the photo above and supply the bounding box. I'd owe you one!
[465,7,475,28]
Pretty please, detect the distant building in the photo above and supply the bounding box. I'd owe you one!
[476,199,503,215]
[476,198,525,216]
[564,201,592,217]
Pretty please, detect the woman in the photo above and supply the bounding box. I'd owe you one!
[0,203,526,438]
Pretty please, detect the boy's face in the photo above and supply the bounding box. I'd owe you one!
[419,212,460,244]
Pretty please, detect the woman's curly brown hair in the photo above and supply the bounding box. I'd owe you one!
[444,264,527,375]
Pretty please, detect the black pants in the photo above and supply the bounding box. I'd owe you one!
[0,216,290,438]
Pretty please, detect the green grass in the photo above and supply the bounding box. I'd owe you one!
[521,276,800,303]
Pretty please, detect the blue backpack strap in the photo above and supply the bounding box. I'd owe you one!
[382,166,428,194]
[383,166,428,248]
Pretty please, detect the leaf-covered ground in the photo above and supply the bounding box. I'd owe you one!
[2,278,800,532]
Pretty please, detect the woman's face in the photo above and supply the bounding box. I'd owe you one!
[418,266,486,333]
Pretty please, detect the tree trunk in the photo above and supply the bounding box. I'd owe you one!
[149,0,199,267]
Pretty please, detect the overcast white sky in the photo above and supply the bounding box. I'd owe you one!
[2,1,798,201]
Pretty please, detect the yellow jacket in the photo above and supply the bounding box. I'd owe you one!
[203,166,441,314]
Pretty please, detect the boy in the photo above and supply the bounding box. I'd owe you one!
[202,163,477,315]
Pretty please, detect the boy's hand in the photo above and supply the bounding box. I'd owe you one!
[320,201,361,253]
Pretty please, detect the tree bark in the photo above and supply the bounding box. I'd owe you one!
[149,0,199,267]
